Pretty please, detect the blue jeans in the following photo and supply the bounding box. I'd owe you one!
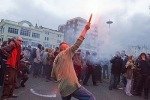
[61,86,96,100]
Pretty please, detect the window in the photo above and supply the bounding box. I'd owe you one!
[57,40,61,43]
[22,41,28,46]
[32,33,40,38]
[50,44,52,48]
[45,31,49,35]
[8,27,18,34]
[58,34,61,37]
[47,37,49,41]
[31,42,39,47]
[0,26,2,33]
[1,38,3,42]
[44,43,48,47]
[44,43,52,47]
[20,28,31,36]
[45,37,49,41]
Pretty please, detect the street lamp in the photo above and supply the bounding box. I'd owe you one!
[106,20,113,28]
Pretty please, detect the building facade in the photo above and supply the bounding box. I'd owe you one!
[0,19,64,49]
[58,17,101,53]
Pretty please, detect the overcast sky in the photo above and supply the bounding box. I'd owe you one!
[0,0,150,56]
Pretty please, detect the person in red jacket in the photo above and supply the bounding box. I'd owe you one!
[0,37,23,100]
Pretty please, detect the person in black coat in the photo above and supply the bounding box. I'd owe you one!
[134,53,150,100]
[82,52,98,86]
[0,41,8,87]
[109,51,123,90]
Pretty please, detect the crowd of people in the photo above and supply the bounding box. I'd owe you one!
[109,51,150,100]
[0,22,150,100]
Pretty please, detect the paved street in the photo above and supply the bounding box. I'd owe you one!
[0,75,146,100]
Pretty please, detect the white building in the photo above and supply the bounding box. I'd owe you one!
[0,19,64,49]
[58,17,101,53]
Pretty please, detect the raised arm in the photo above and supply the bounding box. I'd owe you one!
[70,22,90,54]
[81,22,90,37]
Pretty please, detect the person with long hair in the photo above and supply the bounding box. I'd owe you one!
[124,55,135,96]
[134,53,150,100]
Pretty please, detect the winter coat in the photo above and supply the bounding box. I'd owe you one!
[124,61,135,79]
[110,56,123,75]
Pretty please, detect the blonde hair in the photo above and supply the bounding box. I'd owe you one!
[128,55,134,63]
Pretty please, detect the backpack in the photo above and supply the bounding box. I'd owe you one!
[31,48,37,59]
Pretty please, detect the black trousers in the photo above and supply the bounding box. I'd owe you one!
[132,71,140,92]
[33,62,40,77]
[83,66,96,85]
[95,66,102,82]
[0,60,6,86]
[74,65,82,81]
[1,67,17,99]
[45,64,52,80]
[136,74,150,97]
[21,74,29,86]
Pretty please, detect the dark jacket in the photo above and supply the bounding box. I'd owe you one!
[121,55,128,73]
[138,60,150,75]
[0,43,22,71]
[110,56,123,75]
